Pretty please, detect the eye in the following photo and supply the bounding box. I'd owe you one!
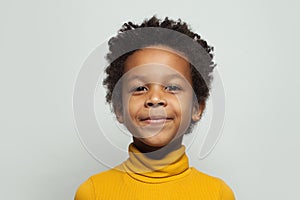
[131,86,148,93]
[165,85,181,92]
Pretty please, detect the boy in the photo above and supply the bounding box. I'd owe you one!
[75,16,235,199]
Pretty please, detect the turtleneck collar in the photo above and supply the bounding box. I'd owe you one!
[120,143,191,183]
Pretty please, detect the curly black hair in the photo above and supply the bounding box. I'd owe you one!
[103,16,216,132]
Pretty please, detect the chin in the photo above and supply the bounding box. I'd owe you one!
[141,136,175,148]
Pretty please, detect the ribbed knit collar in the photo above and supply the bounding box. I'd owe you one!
[120,143,191,183]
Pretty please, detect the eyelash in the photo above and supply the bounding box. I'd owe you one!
[164,85,181,92]
[133,86,147,92]
[130,85,182,94]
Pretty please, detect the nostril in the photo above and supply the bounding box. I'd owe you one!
[145,96,167,107]
[147,102,154,107]
[158,102,165,106]
[146,101,166,107]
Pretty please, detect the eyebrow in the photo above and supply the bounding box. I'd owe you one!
[125,75,147,82]
[125,74,186,82]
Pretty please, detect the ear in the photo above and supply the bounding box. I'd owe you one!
[114,105,124,124]
[191,101,205,122]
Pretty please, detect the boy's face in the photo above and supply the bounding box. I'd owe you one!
[116,47,203,148]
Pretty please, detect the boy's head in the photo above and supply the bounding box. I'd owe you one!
[103,16,215,148]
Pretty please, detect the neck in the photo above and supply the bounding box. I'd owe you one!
[132,136,183,160]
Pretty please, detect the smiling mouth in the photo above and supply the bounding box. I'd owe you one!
[139,116,173,124]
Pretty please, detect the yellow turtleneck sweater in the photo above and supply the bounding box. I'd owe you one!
[75,144,235,200]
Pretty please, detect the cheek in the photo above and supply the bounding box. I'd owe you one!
[125,96,144,117]
[173,94,194,113]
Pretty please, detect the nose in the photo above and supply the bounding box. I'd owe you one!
[145,85,167,108]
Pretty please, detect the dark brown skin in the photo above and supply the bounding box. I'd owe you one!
[132,136,183,160]
[116,47,203,157]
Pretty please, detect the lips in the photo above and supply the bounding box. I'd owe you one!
[139,116,173,124]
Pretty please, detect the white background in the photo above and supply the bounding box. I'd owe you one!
[1,0,300,199]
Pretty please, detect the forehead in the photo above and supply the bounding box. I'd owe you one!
[123,47,192,84]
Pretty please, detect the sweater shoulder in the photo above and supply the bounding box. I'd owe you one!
[190,167,222,182]
[189,168,235,200]
[74,177,95,200]
[75,165,126,200]
[89,165,125,186]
